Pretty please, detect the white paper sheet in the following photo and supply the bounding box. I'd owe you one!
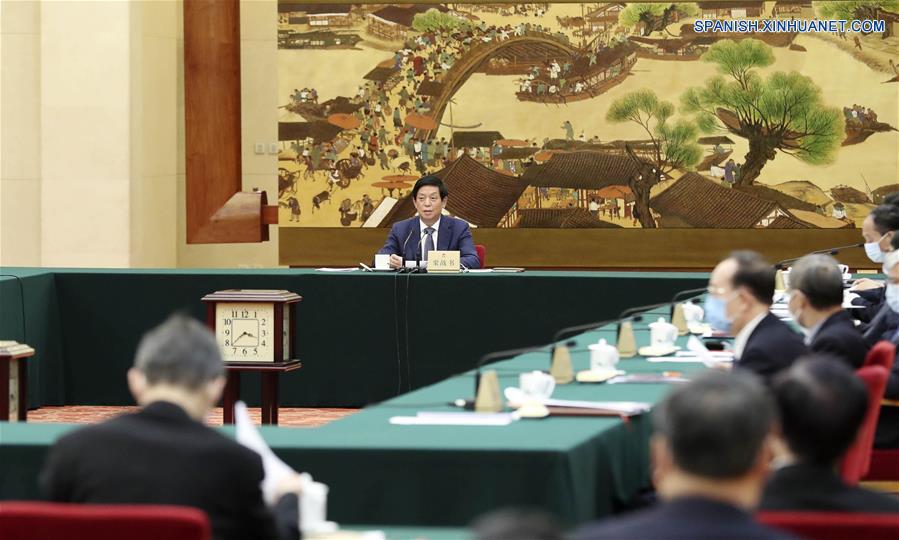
[234,401,297,505]
[389,411,518,426]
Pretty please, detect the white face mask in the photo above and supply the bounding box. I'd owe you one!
[785,292,807,331]
[865,241,885,263]
[887,283,899,313]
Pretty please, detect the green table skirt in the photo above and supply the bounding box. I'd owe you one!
[0,313,708,527]
[0,269,707,407]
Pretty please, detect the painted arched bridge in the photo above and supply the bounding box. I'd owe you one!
[422,32,581,136]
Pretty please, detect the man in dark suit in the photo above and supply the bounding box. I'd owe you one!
[40,314,301,540]
[576,371,794,540]
[761,357,899,512]
[787,254,868,368]
[378,175,480,270]
[876,248,899,448]
[706,251,807,382]
[850,204,899,324]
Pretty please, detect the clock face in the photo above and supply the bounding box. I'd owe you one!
[215,302,275,362]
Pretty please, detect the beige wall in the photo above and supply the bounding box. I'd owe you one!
[1,0,280,268]
[1,0,42,266]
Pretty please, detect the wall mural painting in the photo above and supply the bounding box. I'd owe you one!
[277,2,899,230]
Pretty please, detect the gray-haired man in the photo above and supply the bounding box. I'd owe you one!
[41,314,302,540]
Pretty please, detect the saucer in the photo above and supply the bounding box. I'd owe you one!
[303,521,339,535]
[576,369,624,383]
[687,322,711,335]
[638,345,680,357]
[517,402,551,418]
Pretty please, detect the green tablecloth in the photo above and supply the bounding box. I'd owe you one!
[0,310,708,527]
[0,269,707,407]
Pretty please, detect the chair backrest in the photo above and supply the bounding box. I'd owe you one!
[0,502,211,540]
[475,244,486,269]
[757,511,899,540]
[863,340,896,371]
[839,365,889,484]
[865,448,899,481]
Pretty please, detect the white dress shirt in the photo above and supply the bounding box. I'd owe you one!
[418,217,440,258]
[733,312,768,360]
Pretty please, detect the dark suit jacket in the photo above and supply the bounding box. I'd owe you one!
[874,330,899,448]
[850,286,884,324]
[377,216,480,269]
[737,313,808,383]
[575,497,796,540]
[862,303,899,346]
[40,401,299,540]
[760,462,899,513]
[809,311,869,369]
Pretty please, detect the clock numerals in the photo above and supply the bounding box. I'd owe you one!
[217,303,279,362]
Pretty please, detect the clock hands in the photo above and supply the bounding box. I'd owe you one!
[232,331,257,345]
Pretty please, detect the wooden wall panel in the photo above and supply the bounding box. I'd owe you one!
[279,228,872,270]
[184,0,246,243]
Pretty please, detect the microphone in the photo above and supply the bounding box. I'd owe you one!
[671,287,707,303]
[473,344,549,395]
[552,315,645,344]
[774,243,864,270]
[618,301,676,323]
[398,226,416,273]
[669,287,707,317]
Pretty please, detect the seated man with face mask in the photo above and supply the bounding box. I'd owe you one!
[875,247,899,449]
[850,204,899,325]
[786,254,868,369]
[705,251,807,383]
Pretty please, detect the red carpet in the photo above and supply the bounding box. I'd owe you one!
[28,406,357,428]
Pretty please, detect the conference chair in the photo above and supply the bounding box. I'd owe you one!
[863,341,896,371]
[0,502,210,540]
[858,341,899,483]
[840,365,889,484]
[475,244,487,269]
[758,511,899,540]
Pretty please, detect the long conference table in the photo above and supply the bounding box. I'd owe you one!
[0,268,710,528]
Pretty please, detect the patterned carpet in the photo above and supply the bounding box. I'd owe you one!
[27,406,357,428]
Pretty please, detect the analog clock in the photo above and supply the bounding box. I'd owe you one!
[201,289,302,364]
[216,302,274,362]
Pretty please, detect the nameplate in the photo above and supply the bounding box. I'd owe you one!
[427,251,460,273]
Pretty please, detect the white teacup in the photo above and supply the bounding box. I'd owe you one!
[838,264,849,275]
[649,317,678,348]
[682,302,704,323]
[519,370,555,400]
[588,338,619,370]
[374,253,390,270]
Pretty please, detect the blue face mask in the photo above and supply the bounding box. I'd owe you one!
[704,295,732,333]
[865,241,885,263]
[886,284,899,314]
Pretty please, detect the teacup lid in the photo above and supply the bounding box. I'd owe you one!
[590,338,614,349]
